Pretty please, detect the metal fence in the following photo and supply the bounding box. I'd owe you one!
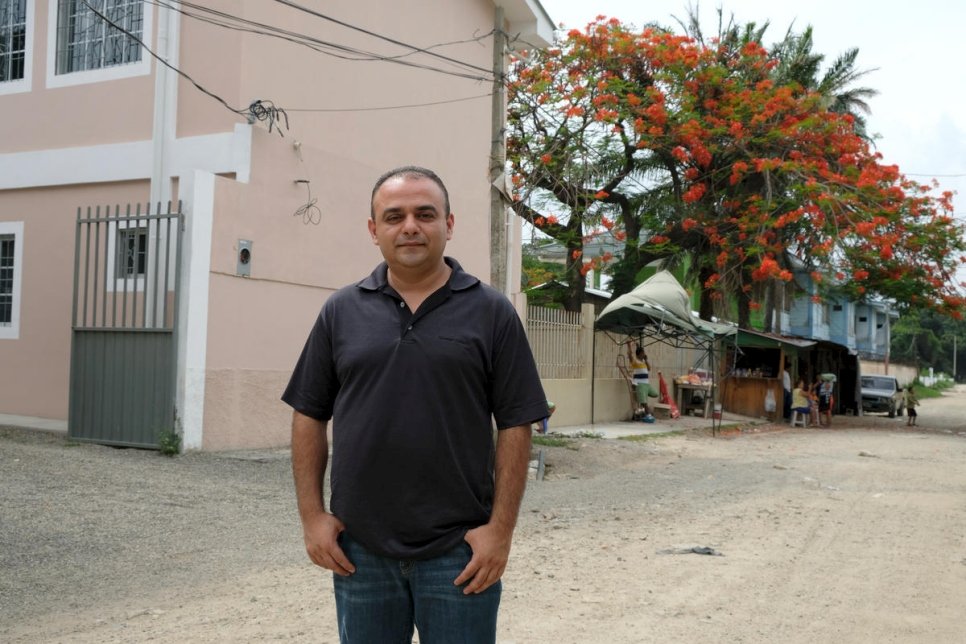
[527,304,710,383]
[526,306,584,379]
[69,202,183,449]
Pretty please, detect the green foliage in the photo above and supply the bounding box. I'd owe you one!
[158,429,181,456]
[508,14,966,323]
[532,435,574,448]
[892,308,966,381]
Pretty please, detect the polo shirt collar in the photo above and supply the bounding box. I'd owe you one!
[358,257,479,293]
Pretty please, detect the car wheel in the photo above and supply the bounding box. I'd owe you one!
[888,405,895,418]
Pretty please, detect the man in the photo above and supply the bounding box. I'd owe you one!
[782,362,792,420]
[282,166,547,643]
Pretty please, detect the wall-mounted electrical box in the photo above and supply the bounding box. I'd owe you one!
[237,239,252,277]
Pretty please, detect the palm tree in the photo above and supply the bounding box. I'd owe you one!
[771,26,878,139]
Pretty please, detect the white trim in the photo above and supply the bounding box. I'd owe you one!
[0,0,34,95]
[0,220,24,340]
[176,170,214,451]
[0,124,253,190]
[45,0,153,89]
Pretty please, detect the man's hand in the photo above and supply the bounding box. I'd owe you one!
[302,511,355,576]
[454,523,512,594]
[291,411,354,576]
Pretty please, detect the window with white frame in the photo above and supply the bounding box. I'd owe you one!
[55,0,143,75]
[0,0,31,94]
[116,226,147,278]
[0,222,23,339]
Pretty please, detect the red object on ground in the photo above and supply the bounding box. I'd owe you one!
[659,372,681,419]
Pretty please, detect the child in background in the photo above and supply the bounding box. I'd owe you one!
[905,386,919,427]
[816,379,834,426]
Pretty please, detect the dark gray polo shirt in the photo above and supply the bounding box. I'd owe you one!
[282,258,547,560]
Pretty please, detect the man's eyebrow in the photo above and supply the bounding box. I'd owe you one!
[381,204,439,215]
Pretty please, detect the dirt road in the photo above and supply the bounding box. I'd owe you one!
[2,388,965,643]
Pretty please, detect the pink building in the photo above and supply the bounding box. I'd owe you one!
[0,0,553,450]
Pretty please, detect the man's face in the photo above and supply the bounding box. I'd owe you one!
[369,176,454,272]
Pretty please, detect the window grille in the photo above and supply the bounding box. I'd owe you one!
[0,234,14,326]
[55,0,142,75]
[0,0,26,82]
[116,226,147,278]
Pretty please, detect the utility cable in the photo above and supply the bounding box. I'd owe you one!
[271,0,493,76]
[80,0,289,135]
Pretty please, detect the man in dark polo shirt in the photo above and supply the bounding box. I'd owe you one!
[282,166,547,643]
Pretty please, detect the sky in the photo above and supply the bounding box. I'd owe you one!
[538,0,966,230]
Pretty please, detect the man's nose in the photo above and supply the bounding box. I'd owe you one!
[401,214,420,232]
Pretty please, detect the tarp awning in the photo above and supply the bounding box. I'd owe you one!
[595,271,736,346]
[737,329,816,350]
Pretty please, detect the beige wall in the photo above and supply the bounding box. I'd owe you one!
[1,0,539,449]
[0,181,150,419]
[0,2,157,152]
[860,360,918,387]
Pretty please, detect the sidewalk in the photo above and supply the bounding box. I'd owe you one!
[547,410,768,439]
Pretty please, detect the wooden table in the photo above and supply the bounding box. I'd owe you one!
[675,382,713,417]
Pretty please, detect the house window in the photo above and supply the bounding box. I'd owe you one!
[0,0,31,94]
[116,226,147,278]
[55,0,143,75]
[0,222,23,339]
[0,0,26,82]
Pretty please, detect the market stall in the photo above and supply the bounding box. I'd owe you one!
[595,271,736,434]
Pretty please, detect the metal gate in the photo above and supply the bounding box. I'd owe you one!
[68,202,184,448]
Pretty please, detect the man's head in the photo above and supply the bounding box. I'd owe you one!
[370,166,450,221]
[368,166,454,275]
[636,347,646,360]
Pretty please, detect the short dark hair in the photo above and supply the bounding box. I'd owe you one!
[370,166,450,220]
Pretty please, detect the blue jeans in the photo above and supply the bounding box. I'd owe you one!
[334,533,501,644]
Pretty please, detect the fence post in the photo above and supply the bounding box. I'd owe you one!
[580,303,594,380]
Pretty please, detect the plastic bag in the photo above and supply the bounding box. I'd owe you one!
[764,388,777,413]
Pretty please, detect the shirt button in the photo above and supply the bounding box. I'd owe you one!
[408,325,413,330]
[399,302,405,308]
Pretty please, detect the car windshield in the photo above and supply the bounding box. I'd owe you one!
[861,377,895,390]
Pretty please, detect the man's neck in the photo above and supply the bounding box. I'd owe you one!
[387,261,451,311]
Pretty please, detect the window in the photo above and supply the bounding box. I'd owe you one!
[55,0,142,73]
[0,0,31,94]
[116,226,146,278]
[0,0,26,81]
[0,222,23,339]
[47,0,151,88]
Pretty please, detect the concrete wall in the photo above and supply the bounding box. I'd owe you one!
[860,360,917,387]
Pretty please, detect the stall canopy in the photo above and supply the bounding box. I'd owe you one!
[596,271,736,433]
[595,271,736,346]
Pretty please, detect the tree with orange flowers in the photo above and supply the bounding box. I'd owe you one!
[507,17,966,322]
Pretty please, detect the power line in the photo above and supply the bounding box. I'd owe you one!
[271,0,493,77]
[285,92,492,113]
[148,1,494,82]
[80,0,292,133]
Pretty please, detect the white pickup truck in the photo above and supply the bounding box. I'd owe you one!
[860,375,905,418]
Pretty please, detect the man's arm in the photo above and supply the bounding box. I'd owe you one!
[455,424,532,594]
[291,410,354,576]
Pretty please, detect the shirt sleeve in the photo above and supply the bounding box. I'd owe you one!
[488,299,548,430]
[281,307,340,421]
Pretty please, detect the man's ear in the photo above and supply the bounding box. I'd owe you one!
[368,218,378,244]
